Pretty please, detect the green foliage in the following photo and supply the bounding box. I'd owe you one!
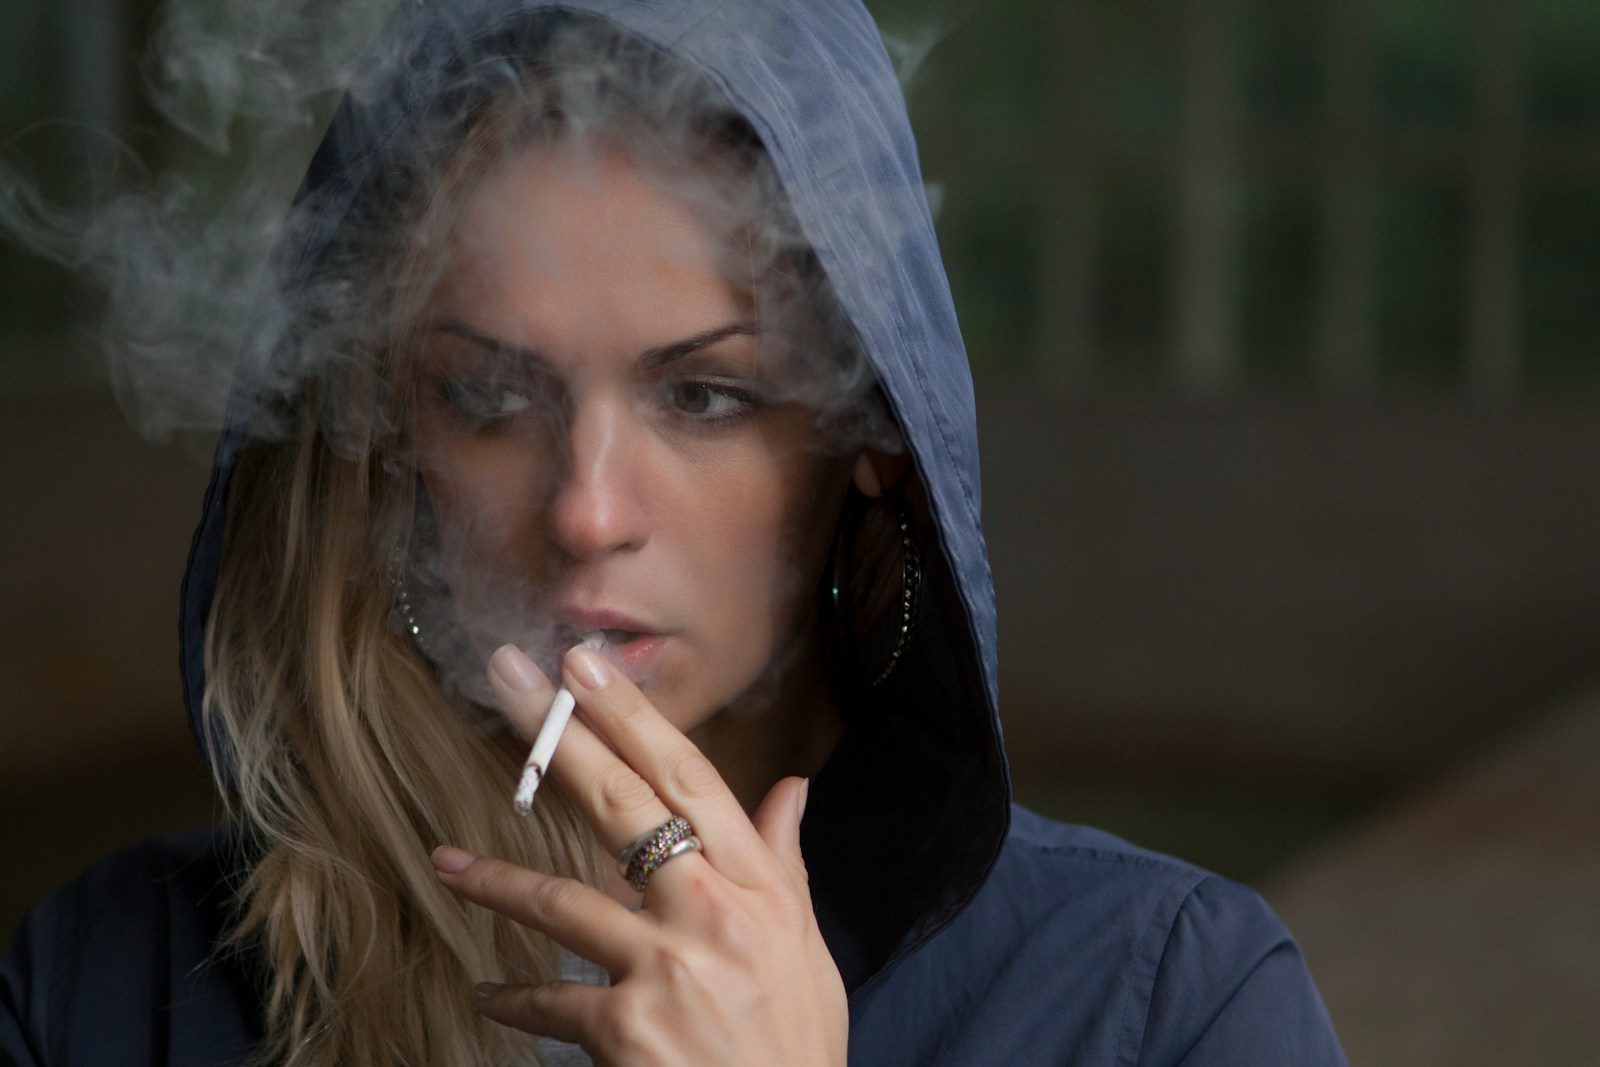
[1525,179,1600,391]
[875,0,1598,393]
[1372,0,1475,129]
[1374,178,1467,386]
[1239,174,1317,385]
[1525,0,1600,129]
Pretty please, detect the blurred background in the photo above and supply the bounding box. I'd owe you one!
[3,0,1598,1061]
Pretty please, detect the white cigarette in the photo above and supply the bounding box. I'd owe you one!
[513,633,605,815]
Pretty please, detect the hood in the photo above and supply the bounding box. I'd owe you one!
[179,0,1008,996]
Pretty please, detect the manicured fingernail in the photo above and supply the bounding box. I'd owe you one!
[475,982,502,1002]
[432,845,477,874]
[797,777,811,822]
[490,645,545,692]
[568,645,611,689]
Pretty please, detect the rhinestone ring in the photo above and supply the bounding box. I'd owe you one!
[619,815,702,893]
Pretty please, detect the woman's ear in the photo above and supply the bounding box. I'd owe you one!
[851,448,911,499]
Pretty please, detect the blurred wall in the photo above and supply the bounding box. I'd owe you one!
[983,391,1600,797]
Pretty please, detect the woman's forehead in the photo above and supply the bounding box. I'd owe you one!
[426,141,816,339]
[456,144,734,261]
[437,149,736,316]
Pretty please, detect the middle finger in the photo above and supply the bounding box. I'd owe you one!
[558,644,774,889]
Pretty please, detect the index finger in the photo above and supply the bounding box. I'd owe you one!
[490,650,679,858]
[488,645,559,742]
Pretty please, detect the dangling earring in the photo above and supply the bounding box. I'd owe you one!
[389,546,427,651]
[831,493,922,687]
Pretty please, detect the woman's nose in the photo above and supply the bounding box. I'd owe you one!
[545,399,648,560]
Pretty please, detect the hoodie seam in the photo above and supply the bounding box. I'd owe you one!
[1116,870,1209,1067]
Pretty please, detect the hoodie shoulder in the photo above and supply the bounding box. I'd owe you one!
[845,806,1346,1067]
[0,830,259,1067]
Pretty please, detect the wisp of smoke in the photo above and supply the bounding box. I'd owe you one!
[0,0,398,441]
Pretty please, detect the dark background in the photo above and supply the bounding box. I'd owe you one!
[4,1,1599,1060]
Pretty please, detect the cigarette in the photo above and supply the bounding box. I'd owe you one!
[513,632,606,815]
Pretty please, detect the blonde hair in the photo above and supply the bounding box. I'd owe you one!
[206,400,605,1066]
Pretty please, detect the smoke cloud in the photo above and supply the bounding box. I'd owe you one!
[3,0,945,706]
[0,0,957,444]
[0,0,398,441]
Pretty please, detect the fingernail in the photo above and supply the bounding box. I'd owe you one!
[797,777,811,822]
[474,982,502,1002]
[432,845,477,874]
[568,645,611,689]
[490,645,545,692]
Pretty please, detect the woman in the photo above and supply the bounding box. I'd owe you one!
[0,2,1345,1065]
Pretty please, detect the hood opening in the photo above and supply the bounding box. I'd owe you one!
[180,0,1010,996]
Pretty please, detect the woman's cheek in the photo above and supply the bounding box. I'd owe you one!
[430,448,545,558]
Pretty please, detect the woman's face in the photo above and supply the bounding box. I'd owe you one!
[409,141,856,735]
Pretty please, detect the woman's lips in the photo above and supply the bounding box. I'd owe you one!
[600,631,668,680]
[555,611,668,683]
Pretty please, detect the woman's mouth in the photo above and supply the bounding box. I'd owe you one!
[555,617,668,681]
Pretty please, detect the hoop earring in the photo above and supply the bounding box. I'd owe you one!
[831,494,922,687]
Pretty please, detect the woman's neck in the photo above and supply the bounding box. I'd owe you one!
[691,642,842,815]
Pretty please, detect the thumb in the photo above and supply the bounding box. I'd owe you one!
[752,775,810,885]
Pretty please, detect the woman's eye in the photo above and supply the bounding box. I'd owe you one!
[670,379,753,419]
[490,390,532,415]
[438,378,535,425]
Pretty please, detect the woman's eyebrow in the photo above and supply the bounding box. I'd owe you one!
[426,320,551,370]
[636,321,761,370]
[423,319,760,370]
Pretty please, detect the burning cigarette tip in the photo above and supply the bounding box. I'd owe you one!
[512,766,542,816]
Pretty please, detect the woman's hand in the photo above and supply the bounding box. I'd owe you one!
[430,643,848,1067]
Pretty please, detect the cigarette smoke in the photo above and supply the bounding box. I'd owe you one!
[0,0,958,444]
[2,0,949,703]
[875,1,968,220]
[1,0,401,442]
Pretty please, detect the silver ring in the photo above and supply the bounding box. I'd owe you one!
[619,816,700,892]
[655,835,702,871]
